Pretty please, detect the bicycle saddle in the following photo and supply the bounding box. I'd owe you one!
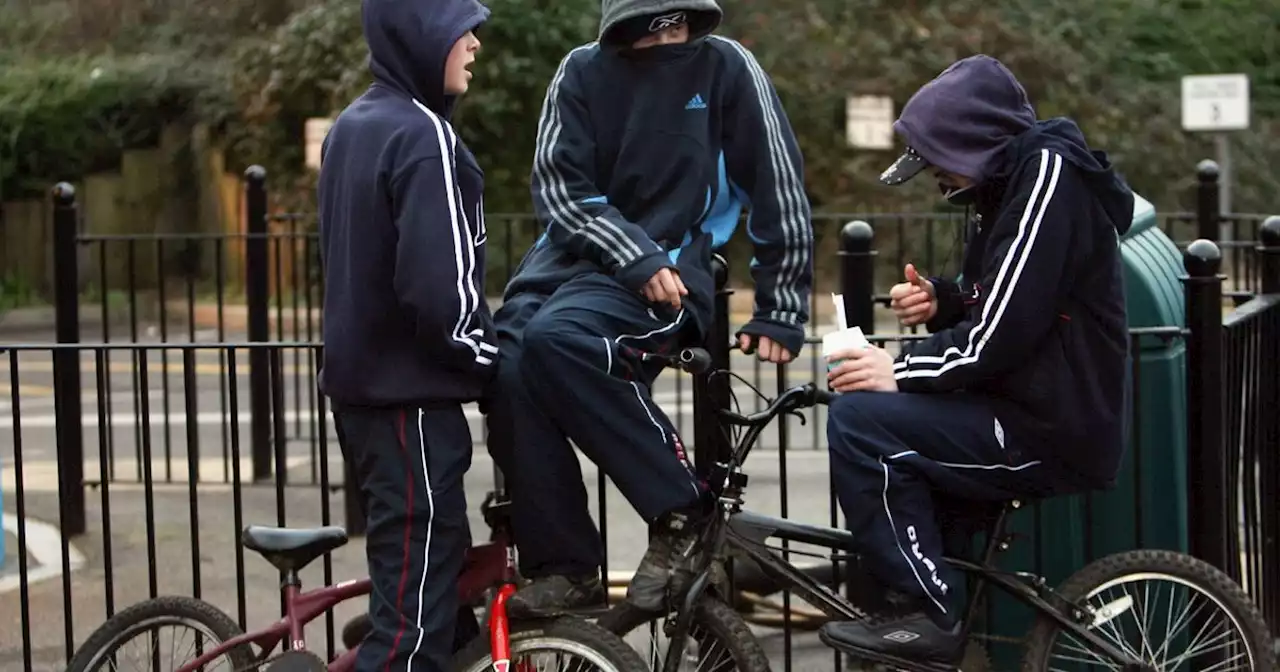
[241,525,349,573]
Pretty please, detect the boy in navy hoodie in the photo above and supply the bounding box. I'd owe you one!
[316,0,494,668]
[817,55,1134,669]
[485,0,815,616]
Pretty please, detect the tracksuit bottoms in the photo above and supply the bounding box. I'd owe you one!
[826,390,1071,622]
[485,273,707,578]
[335,403,472,672]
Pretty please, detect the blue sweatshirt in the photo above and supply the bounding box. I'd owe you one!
[890,56,1135,488]
[316,0,497,407]
[505,34,815,355]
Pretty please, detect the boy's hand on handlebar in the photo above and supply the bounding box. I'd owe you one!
[889,263,937,327]
[827,346,897,393]
[738,333,794,364]
[642,267,687,309]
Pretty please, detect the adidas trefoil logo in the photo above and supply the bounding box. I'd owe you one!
[685,93,707,110]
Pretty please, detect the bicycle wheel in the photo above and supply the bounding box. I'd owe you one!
[453,616,650,672]
[597,596,772,672]
[64,595,257,672]
[1022,549,1276,671]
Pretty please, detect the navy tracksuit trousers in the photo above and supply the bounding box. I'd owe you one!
[826,391,1071,622]
[485,273,706,578]
[335,403,472,672]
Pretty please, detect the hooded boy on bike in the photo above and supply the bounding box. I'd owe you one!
[818,54,1135,669]
[485,0,816,617]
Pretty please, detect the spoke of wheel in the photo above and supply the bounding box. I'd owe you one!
[1051,633,1123,670]
[1166,620,1244,670]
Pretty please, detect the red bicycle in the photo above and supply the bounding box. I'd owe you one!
[63,477,646,672]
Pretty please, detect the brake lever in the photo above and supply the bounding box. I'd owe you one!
[786,408,807,426]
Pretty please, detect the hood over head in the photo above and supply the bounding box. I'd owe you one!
[362,0,490,118]
[1005,118,1137,236]
[599,0,722,47]
[879,55,1036,186]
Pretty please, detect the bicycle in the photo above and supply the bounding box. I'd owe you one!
[63,470,648,672]
[597,345,1277,672]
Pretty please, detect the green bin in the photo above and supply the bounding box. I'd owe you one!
[979,192,1190,668]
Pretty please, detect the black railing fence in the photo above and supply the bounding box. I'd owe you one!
[4,183,1278,671]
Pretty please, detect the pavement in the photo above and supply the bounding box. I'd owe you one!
[0,305,920,671]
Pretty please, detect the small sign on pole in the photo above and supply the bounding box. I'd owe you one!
[305,118,335,170]
[845,95,895,150]
[1181,74,1250,132]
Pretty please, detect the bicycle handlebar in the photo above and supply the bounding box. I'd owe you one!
[641,347,838,427]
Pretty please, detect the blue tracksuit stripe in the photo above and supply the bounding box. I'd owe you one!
[711,35,812,325]
[531,44,651,267]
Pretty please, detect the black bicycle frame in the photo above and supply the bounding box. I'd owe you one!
[662,508,1148,672]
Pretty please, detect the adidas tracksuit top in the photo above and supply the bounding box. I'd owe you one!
[504,34,816,355]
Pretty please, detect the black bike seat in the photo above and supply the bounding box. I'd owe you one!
[241,525,348,573]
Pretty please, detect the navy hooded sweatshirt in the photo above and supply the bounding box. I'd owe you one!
[504,10,815,356]
[316,0,497,407]
[890,56,1136,488]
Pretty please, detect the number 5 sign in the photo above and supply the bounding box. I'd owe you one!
[1181,74,1250,132]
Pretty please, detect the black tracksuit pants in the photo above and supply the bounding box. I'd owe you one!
[485,273,706,578]
[335,403,472,672]
[826,390,1074,623]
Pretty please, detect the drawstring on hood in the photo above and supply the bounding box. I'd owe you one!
[362,0,490,118]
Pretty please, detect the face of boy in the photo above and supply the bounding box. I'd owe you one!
[444,30,481,95]
[632,22,689,49]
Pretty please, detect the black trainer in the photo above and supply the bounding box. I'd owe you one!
[819,610,965,670]
[506,573,606,618]
[625,509,704,611]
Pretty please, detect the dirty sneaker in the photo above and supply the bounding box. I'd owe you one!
[507,573,606,618]
[625,509,705,612]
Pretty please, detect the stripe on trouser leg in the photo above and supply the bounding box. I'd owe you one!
[404,408,437,670]
[385,410,413,670]
[629,379,700,499]
[880,458,947,615]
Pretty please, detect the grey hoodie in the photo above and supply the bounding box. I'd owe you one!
[598,0,722,43]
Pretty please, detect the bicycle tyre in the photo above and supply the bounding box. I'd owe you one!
[596,596,772,672]
[452,616,649,672]
[1021,548,1276,671]
[64,595,257,672]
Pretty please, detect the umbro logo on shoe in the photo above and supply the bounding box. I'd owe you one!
[685,94,707,110]
[882,629,921,643]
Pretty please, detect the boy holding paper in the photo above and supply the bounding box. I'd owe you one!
[817,55,1134,669]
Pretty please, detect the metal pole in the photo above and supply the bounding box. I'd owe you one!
[244,167,272,482]
[51,182,85,536]
[1181,238,1226,569]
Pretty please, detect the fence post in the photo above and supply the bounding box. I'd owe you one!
[244,166,273,482]
[1182,239,1226,569]
[1196,160,1220,242]
[1259,216,1280,295]
[839,220,876,333]
[835,218,885,613]
[693,253,732,479]
[51,182,86,536]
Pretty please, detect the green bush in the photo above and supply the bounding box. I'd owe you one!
[0,53,231,199]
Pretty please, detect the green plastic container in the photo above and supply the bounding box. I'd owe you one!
[979,192,1190,667]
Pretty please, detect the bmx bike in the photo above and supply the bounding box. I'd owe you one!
[597,346,1276,672]
[63,471,646,672]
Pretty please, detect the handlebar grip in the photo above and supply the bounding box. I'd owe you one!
[812,387,839,405]
[678,347,712,375]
